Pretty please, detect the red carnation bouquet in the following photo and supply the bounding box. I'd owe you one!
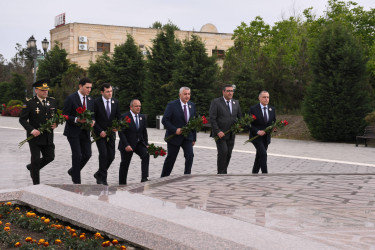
[19,110,68,148]
[214,114,256,141]
[91,116,131,143]
[76,106,94,130]
[164,115,208,142]
[148,143,167,158]
[244,119,288,144]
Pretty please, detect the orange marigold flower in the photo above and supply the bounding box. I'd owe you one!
[25,237,33,242]
[41,217,46,220]
[94,232,102,238]
[112,239,119,245]
[5,222,11,227]
[54,239,62,245]
[6,202,11,206]
[38,239,45,245]
[120,246,127,250]
[14,242,21,247]
[4,226,10,231]
[0,221,2,225]
[102,241,111,247]
[65,226,71,231]
[79,234,86,240]
[44,219,50,224]
[15,207,20,211]
[43,242,49,247]
[71,233,77,237]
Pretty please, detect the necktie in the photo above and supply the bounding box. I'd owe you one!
[263,107,268,123]
[135,114,139,130]
[226,101,231,113]
[83,96,86,109]
[183,105,188,123]
[42,100,46,107]
[106,100,110,118]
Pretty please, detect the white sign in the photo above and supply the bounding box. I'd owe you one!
[55,13,65,27]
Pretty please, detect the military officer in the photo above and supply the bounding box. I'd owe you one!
[19,79,57,185]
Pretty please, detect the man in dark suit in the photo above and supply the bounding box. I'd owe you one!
[93,83,121,185]
[19,79,57,185]
[118,99,149,184]
[63,77,95,184]
[249,90,276,174]
[209,84,242,174]
[161,87,196,177]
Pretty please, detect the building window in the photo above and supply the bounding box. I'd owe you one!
[212,49,225,58]
[97,42,110,52]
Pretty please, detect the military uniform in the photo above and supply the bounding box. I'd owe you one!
[19,79,57,185]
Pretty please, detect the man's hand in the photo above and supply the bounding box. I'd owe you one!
[77,118,86,123]
[176,128,182,135]
[31,130,40,137]
[51,123,57,129]
[217,131,225,139]
[91,120,95,127]
[100,131,107,138]
[257,130,266,136]
[125,146,133,152]
[112,128,118,132]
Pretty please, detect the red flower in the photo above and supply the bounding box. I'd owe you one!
[63,115,69,120]
[124,116,131,123]
[155,151,159,155]
[281,120,289,126]
[252,114,257,120]
[76,107,84,114]
[202,115,208,124]
[2,104,5,107]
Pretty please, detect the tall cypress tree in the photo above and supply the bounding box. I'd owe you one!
[303,22,371,141]
[172,35,219,116]
[111,34,145,112]
[143,25,182,126]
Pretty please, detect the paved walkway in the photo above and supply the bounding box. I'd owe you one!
[0,115,374,189]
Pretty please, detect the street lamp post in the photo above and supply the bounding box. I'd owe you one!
[26,35,49,95]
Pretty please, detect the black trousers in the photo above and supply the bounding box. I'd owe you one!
[95,137,115,182]
[29,143,55,185]
[67,131,92,184]
[251,137,269,174]
[119,142,149,185]
[161,139,194,177]
[215,134,235,174]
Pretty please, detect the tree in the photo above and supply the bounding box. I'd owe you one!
[303,22,371,141]
[111,34,145,112]
[88,51,113,98]
[36,42,70,87]
[8,72,26,101]
[143,25,182,126]
[172,35,219,116]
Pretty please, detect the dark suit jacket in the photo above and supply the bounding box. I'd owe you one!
[209,97,242,139]
[118,111,148,150]
[93,97,121,140]
[19,96,57,145]
[249,104,276,144]
[162,99,196,145]
[63,91,94,138]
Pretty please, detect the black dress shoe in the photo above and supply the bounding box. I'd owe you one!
[102,180,108,186]
[67,169,72,176]
[141,178,149,183]
[26,164,32,178]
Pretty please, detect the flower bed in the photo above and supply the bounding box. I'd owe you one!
[0,202,142,249]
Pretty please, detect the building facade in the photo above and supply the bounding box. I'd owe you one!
[50,22,234,69]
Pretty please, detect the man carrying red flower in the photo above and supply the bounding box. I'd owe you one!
[19,79,57,185]
[209,84,242,174]
[63,77,95,184]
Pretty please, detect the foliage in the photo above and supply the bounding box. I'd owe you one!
[147,143,167,158]
[143,25,182,126]
[214,114,256,141]
[0,81,11,104]
[303,22,371,141]
[36,42,70,88]
[172,35,220,116]
[150,20,180,31]
[8,72,27,101]
[365,111,375,125]
[245,119,289,144]
[164,115,208,142]
[111,34,146,112]
[88,51,112,97]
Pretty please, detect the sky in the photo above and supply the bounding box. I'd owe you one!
[1,0,373,61]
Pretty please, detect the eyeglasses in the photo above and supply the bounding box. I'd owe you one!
[225,90,234,93]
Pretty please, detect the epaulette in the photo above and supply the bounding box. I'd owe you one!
[25,97,32,101]
[47,97,55,99]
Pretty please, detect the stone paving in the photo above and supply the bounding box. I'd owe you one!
[1,115,375,249]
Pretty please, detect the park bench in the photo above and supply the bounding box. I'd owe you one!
[356,126,375,147]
